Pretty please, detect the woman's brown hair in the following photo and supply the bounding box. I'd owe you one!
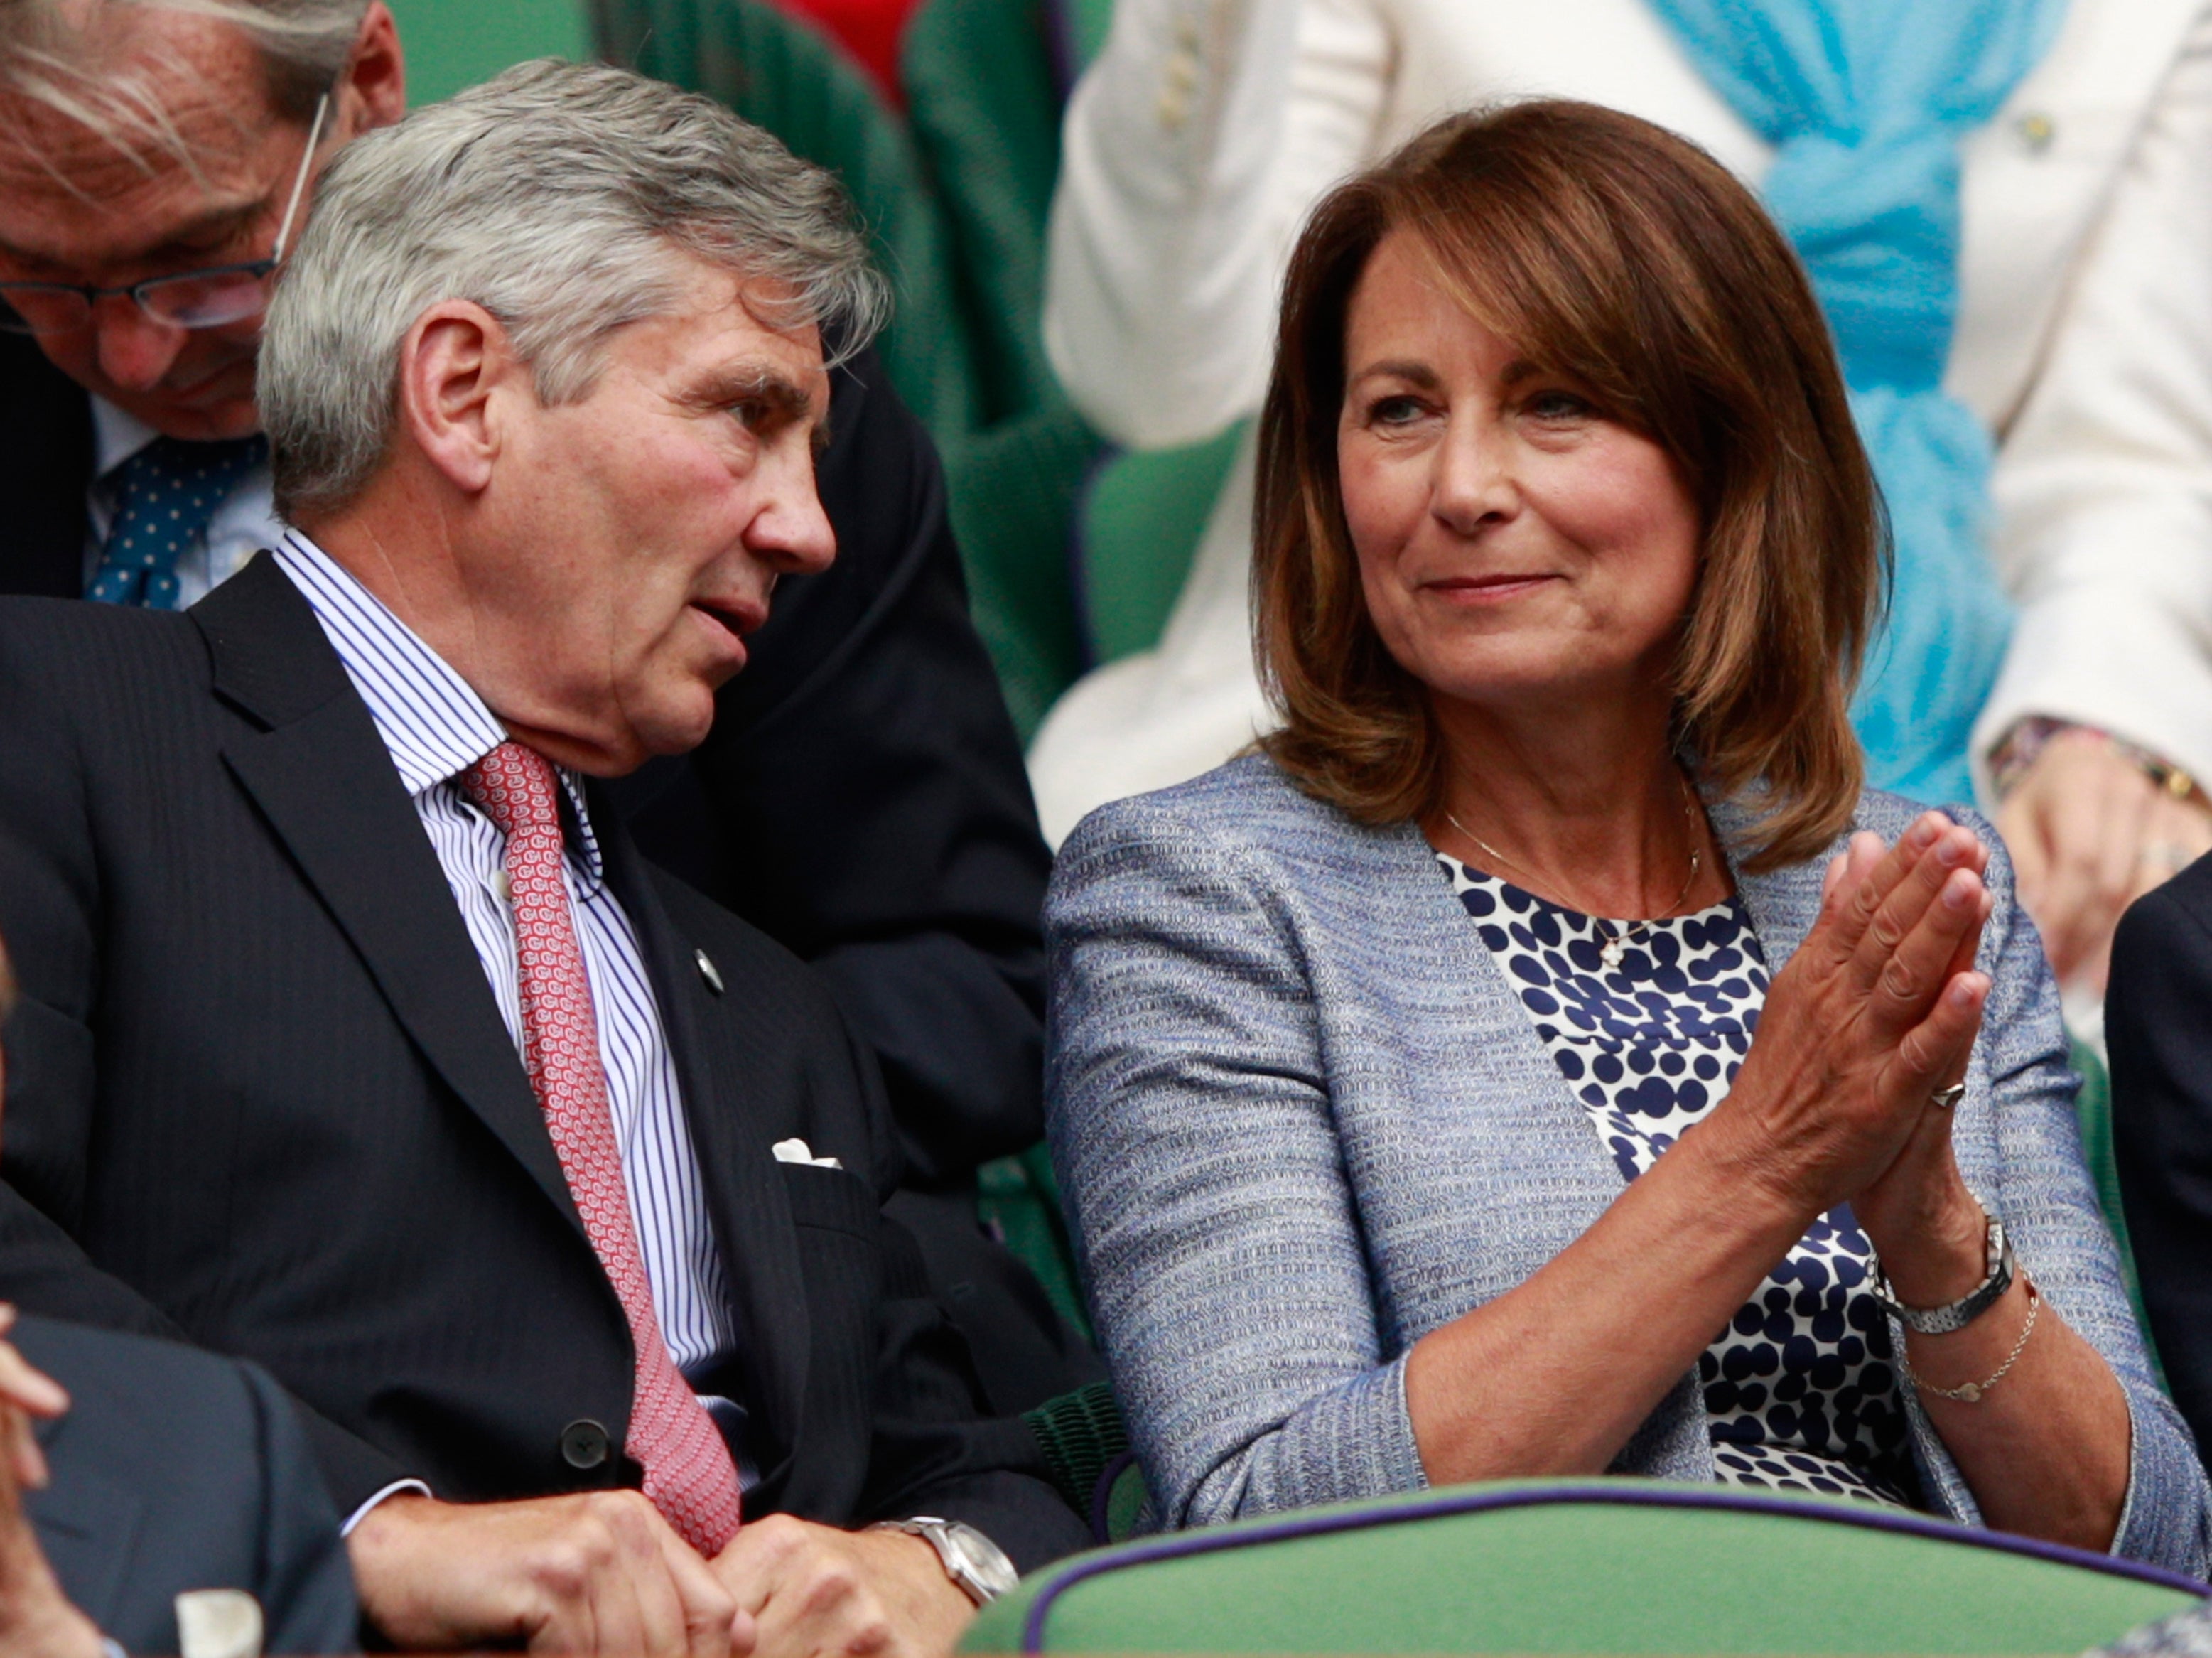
[1253,99,1883,873]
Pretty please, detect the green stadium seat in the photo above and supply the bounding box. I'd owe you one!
[2073,1037,2164,1387]
[1051,0,1112,65]
[597,0,980,438]
[388,0,591,104]
[1020,1379,1127,1520]
[978,1144,1090,1341]
[963,1479,2208,1654]
[901,0,1068,426]
[897,0,1109,731]
[597,0,1096,733]
[1074,424,1245,664]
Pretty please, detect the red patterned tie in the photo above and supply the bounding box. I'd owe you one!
[459,741,742,1554]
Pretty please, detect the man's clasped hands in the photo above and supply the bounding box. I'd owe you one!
[346,1489,971,1658]
[0,1297,973,1658]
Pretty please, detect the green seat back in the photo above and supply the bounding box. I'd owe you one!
[2073,1037,2164,1386]
[595,0,979,442]
[389,0,591,104]
[595,0,1093,733]
[901,0,1067,425]
[898,0,1104,731]
[964,1480,2205,1654]
[906,0,1251,681]
[1056,0,1113,63]
[978,1144,1089,1340]
[1076,424,1245,664]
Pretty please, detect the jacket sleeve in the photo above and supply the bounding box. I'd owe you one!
[1042,0,1391,448]
[1975,16,2212,792]
[0,622,416,1518]
[241,1359,364,1655]
[1903,813,2212,1576]
[664,350,1054,1186]
[1043,794,1426,1529]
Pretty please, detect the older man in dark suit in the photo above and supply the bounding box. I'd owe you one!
[0,58,1085,1658]
[0,0,1090,1421]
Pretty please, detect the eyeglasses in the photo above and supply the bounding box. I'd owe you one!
[0,92,330,338]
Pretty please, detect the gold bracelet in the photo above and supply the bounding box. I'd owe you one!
[1988,718,2201,806]
[1899,1280,2039,1404]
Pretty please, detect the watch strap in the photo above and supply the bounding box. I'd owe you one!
[869,1517,1015,1605]
[1870,1216,2014,1335]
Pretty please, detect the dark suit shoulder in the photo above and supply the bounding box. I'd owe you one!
[2118,854,2212,965]
[0,593,207,688]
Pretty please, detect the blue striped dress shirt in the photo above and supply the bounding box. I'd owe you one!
[274,532,743,1417]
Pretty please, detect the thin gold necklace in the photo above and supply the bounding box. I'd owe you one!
[1445,770,1703,971]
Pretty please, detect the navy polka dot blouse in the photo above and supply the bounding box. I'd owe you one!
[1440,851,1918,1507]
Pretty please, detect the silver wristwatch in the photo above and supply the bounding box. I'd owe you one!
[1869,1215,2014,1335]
[871,1517,1020,1605]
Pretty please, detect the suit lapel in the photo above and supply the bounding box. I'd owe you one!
[594,804,811,1478]
[196,556,586,1237]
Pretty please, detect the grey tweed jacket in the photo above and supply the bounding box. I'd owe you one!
[1045,753,2212,1575]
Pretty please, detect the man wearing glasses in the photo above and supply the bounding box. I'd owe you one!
[0,0,1095,1435]
[0,1,400,605]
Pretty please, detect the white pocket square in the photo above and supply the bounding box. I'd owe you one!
[771,1138,843,1170]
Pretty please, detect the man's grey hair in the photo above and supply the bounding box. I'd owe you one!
[0,0,365,158]
[259,58,890,520]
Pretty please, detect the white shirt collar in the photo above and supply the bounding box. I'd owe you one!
[271,529,604,883]
[90,397,160,480]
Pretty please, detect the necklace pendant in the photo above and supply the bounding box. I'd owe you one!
[1600,937,1625,969]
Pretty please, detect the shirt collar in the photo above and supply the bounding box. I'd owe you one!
[272,529,605,886]
[90,397,159,482]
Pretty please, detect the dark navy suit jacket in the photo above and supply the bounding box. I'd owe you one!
[0,334,1095,1418]
[0,566,1087,1566]
[16,1314,357,1654]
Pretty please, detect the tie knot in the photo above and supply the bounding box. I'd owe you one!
[458,741,563,844]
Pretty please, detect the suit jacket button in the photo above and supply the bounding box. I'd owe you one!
[561,1419,612,1470]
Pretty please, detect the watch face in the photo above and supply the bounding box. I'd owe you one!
[945,1523,1021,1599]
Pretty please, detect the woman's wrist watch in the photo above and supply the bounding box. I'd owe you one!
[870,1517,1020,1605]
[1868,1215,2014,1335]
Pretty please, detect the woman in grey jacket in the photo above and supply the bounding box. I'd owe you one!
[1045,103,2210,1575]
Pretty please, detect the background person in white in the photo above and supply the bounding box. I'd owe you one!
[1033,0,2212,1017]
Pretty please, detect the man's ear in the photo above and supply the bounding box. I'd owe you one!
[396,301,523,497]
[340,3,407,135]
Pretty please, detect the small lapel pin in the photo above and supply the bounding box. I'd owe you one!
[694,948,725,994]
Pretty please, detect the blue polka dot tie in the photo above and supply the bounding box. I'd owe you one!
[87,434,269,610]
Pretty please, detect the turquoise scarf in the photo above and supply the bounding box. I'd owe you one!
[1645,0,2068,803]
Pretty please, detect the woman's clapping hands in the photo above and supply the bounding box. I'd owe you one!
[1710,812,1994,1246]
